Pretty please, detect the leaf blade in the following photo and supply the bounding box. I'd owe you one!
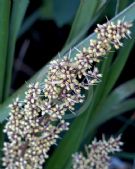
[3,0,29,99]
[0,3,135,169]
[0,0,10,102]
[65,0,99,45]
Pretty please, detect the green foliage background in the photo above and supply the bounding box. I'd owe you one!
[0,0,135,168]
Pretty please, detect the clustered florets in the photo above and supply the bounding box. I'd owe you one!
[72,135,123,169]
[95,19,132,49]
[3,19,132,169]
[3,83,69,169]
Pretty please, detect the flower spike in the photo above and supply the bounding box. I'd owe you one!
[72,135,123,169]
[3,19,132,169]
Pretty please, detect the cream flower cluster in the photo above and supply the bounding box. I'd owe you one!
[3,19,132,169]
[72,135,123,169]
[95,19,132,49]
[3,83,69,169]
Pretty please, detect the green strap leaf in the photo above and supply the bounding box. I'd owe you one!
[3,0,29,99]
[85,78,135,134]
[0,0,10,102]
[63,0,112,52]
[65,0,99,45]
[85,98,135,140]
[92,98,135,129]
[116,152,135,160]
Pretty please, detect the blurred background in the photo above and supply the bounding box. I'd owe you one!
[0,0,135,168]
